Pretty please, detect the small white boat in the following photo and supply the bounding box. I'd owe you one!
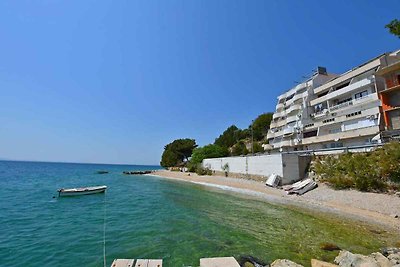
[58,185,107,197]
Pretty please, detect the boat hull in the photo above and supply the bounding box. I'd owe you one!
[58,186,107,197]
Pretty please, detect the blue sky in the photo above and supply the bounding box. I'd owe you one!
[0,0,399,165]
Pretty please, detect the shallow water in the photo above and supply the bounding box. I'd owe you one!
[0,161,398,267]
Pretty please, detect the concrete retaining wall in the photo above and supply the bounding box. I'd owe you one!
[202,153,311,184]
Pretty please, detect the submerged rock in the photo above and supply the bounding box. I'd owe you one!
[270,259,303,267]
[320,243,341,251]
[238,256,267,267]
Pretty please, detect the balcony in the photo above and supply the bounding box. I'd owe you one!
[329,94,377,112]
[283,126,295,135]
[293,90,308,102]
[302,125,380,145]
[311,77,373,106]
[266,130,275,139]
[275,119,287,128]
[272,139,294,148]
[273,109,286,120]
[276,102,285,111]
[330,101,353,111]
[311,109,329,119]
[286,114,298,123]
[286,103,302,115]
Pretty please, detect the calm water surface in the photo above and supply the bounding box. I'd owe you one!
[0,161,398,267]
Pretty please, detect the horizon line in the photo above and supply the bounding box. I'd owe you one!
[0,159,161,167]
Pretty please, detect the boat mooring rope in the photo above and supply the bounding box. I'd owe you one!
[103,191,107,267]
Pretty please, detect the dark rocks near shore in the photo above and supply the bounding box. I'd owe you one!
[238,255,267,267]
[261,247,400,267]
[320,243,341,251]
[123,170,154,175]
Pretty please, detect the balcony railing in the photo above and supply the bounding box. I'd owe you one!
[286,114,298,123]
[330,94,374,112]
[330,100,353,111]
[385,77,400,89]
[311,109,328,119]
[286,103,302,115]
[310,77,373,106]
[276,102,285,110]
[283,126,295,135]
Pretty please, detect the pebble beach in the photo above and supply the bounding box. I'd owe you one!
[150,170,400,232]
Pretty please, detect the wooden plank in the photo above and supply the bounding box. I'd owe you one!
[111,259,135,267]
[135,259,149,267]
[147,259,163,267]
[200,257,240,267]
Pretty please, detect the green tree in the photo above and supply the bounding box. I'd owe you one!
[214,125,244,148]
[252,142,264,154]
[251,113,273,141]
[232,141,248,156]
[190,144,229,165]
[160,138,197,167]
[385,19,400,38]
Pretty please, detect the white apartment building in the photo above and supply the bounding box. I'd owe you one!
[267,51,400,151]
[266,67,337,150]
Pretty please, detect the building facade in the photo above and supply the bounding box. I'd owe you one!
[267,50,400,151]
[266,67,337,150]
[377,50,400,134]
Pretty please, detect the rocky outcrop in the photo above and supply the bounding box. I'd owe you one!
[334,250,396,267]
[382,248,400,266]
[246,247,400,267]
[311,259,339,267]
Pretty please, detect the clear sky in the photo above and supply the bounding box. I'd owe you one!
[0,0,399,165]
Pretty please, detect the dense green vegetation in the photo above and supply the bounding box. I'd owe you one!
[252,113,273,141]
[160,112,274,171]
[314,142,400,192]
[214,125,249,149]
[187,144,229,172]
[214,112,273,153]
[386,19,400,38]
[160,138,197,167]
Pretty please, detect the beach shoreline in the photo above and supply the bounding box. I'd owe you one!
[148,170,400,232]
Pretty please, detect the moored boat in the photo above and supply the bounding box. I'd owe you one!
[58,185,107,197]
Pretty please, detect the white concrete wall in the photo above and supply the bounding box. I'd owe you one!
[202,154,311,184]
[203,154,284,178]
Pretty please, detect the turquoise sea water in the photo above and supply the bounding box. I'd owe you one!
[0,161,398,267]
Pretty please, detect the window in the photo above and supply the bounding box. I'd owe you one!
[314,103,327,113]
[334,81,351,91]
[354,90,368,99]
[286,94,295,101]
[329,128,341,134]
[330,142,344,148]
[336,98,352,105]
[317,91,329,98]
[303,130,318,138]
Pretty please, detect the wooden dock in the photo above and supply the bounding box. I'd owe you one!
[111,259,162,267]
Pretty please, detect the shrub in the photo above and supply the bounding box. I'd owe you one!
[314,142,400,192]
[195,166,213,176]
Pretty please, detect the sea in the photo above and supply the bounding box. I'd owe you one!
[0,160,398,267]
